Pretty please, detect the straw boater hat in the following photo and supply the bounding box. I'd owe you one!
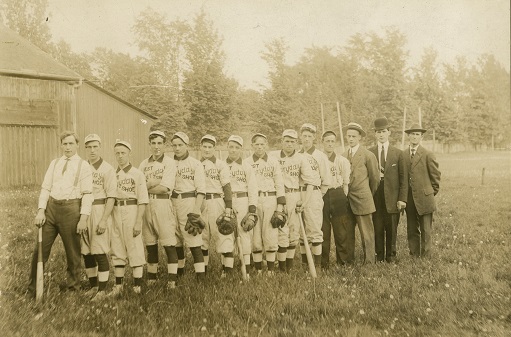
[405,124,427,134]
[343,122,366,137]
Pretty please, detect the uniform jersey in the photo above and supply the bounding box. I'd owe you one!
[244,153,285,202]
[174,153,206,194]
[300,146,330,191]
[226,157,258,207]
[201,156,230,194]
[90,158,117,199]
[326,152,351,190]
[139,154,177,194]
[269,150,318,189]
[115,164,149,204]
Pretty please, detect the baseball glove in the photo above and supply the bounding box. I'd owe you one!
[270,211,287,228]
[241,212,258,232]
[216,209,236,235]
[185,213,206,236]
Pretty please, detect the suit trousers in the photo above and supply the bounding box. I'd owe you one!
[406,189,433,257]
[348,204,376,264]
[373,181,400,261]
[29,198,82,292]
[322,187,353,266]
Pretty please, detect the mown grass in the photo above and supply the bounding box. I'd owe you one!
[0,151,510,336]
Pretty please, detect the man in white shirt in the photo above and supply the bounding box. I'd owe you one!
[28,131,93,296]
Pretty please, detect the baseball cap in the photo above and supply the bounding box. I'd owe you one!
[149,130,166,138]
[114,139,132,151]
[228,135,243,147]
[200,134,217,145]
[322,130,336,139]
[282,129,298,139]
[84,133,101,144]
[172,132,189,145]
[300,123,317,133]
[251,133,267,143]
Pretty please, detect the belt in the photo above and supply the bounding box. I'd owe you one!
[149,193,169,200]
[92,198,106,205]
[285,187,300,193]
[380,177,384,181]
[232,192,248,198]
[259,191,277,197]
[114,199,138,206]
[328,186,342,191]
[205,193,222,200]
[49,197,81,205]
[300,186,321,191]
[171,191,196,199]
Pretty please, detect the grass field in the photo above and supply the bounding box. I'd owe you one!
[0,151,510,336]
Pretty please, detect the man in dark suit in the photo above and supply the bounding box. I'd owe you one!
[404,124,441,257]
[369,117,407,262]
[342,122,380,264]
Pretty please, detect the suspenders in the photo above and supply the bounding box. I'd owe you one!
[50,157,84,200]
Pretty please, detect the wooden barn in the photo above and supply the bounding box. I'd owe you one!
[0,26,157,187]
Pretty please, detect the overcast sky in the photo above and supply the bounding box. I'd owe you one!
[47,0,510,90]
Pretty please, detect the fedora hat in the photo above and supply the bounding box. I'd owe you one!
[405,124,427,134]
[373,117,390,131]
[343,122,366,137]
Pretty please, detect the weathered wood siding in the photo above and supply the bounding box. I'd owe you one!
[75,83,154,167]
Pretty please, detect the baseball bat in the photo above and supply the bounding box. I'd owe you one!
[296,203,317,278]
[236,234,248,281]
[36,226,44,302]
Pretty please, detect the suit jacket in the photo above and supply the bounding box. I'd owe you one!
[403,145,441,215]
[343,146,380,215]
[368,144,407,213]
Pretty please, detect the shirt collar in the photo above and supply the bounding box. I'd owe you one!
[89,157,103,170]
[300,146,315,155]
[149,154,164,163]
[327,152,336,162]
[201,155,217,163]
[378,141,389,150]
[174,151,189,161]
[280,150,295,158]
[350,144,360,154]
[62,153,80,161]
[226,157,242,165]
[253,153,268,162]
[410,145,419,151]
[116,163,132,173]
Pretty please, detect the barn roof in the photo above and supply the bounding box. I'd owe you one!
[0,25,82,81]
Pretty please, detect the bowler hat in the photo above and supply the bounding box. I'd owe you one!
[405,124,427,134]
[373,117,390,131]
[343,122,366,137]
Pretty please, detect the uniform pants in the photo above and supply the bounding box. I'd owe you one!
[232,196,252,255]
[143,199,177,247]
[253,195,278,252]
[301,189,324,244]
[280,191,301,247]
[406,190,433,257]
[322,187,352,266]
[372,182,400,261]
[201,197,233,253]
[29,198,82,292]
[172,197,203,248]
[111,205,146,267]
[81,204,112,255]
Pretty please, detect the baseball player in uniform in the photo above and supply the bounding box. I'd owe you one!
[110,140,149,296]
[139,130,179,288]
[170,132,207,280]
[81,134,117,301]
[226,135,258,276]
[199,134,234,276]
[299,123,331,268]
[245,133,286,275]
[270,129,318,272]
[321,131,352,267]
[28,131,93,296]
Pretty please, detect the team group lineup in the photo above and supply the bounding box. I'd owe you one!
[27,117,441,302]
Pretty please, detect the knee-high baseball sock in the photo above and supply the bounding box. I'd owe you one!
[83,254,98,287]
[132,266,143,286]
[286,245,296,271]
[300,244,307,265]
[202,249,209,273]
[94,254,109,291]
[176,246,185,276]
[146,244,159,280]
[252,251,263,271]
[114,265,125,285]
[164,245,178,282]
[312,243,322,266]
[243,254,251,272]
[266,251,276,271]
[277,246,287,271]
[222,252,234,272]
[190,247,205,278]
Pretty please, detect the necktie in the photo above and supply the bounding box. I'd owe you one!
[380,146,385,174]
[410,149,416,160]
[348,149,353,163]
[62,158,70,174]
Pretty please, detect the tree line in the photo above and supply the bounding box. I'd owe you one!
[2,0,510,149]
